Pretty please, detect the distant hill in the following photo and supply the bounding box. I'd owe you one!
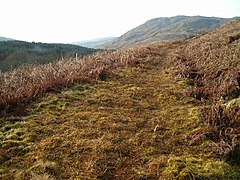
[0,40,98,72]
[73,37,116,48]
[1,19,240,179]
[0,36,14,41]
[98,16,230,49]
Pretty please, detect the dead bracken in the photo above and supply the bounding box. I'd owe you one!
[1,20,240,179]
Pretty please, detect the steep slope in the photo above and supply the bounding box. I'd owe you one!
[170,19,240,165]
[171,19,240,100]
[1,20,240,179]
[0,41,98,72]
[99,15,229,49]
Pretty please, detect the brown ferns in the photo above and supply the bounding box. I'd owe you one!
[0,44,166,108]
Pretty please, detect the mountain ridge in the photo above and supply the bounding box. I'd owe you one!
[97,15,231,49]
[0,19,240,179]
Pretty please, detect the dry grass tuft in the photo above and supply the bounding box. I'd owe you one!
[2,41,228,179]
[1,21,240,178]
[171,19,240,164]
[170,20,240,100]
[0,45,168,115]
[201,104,240,164]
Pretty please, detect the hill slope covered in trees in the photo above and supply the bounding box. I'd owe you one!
[0,41,98,72]
[0,36,14,41]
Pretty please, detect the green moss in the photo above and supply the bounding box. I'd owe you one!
[162,156,240,179]
[177,80,189,86]
[185,107,203,130]
[1,44,240,178]
[225,97,240,109]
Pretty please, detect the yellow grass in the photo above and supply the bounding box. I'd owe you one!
[1,20,240,179]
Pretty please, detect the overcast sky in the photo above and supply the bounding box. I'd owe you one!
[1,0,239,43]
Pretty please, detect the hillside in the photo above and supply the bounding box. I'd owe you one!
[73,37,116,48]
[0,36,14,42]
[0,20,240,179]
[98,15,230,49]
[0,41,98,72]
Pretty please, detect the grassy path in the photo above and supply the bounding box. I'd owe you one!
[1,46,239,179]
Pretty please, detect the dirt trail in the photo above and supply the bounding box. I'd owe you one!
[1,44,238,179]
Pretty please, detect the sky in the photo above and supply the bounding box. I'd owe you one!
[0,0,240,43]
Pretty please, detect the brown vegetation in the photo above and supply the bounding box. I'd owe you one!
[171,20,240,100]
[0,46,164,113]
[3,41,238,179]
[0,20,240,179]
[171,19,240,164]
